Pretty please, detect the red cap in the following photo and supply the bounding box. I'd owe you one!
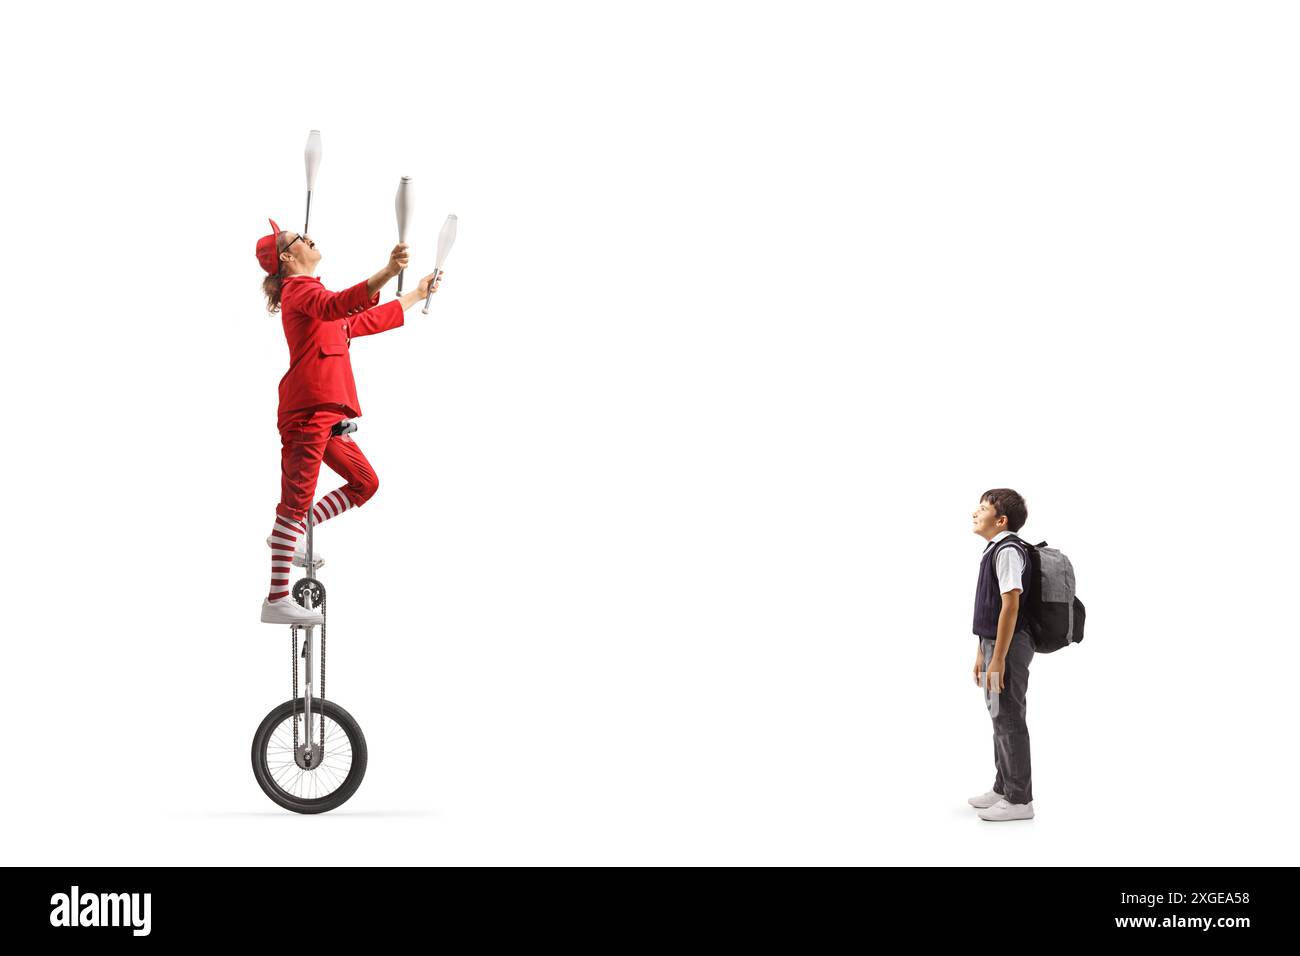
[255,218,284,275]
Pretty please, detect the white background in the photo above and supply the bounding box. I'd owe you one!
[2,0,1297,865]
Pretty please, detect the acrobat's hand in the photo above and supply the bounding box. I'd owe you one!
[416,269,443,298]
[388,243,410,277]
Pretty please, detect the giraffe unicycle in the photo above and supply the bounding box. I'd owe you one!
[252,418,369,813]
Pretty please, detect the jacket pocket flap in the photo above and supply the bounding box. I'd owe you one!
[318,341,348,355]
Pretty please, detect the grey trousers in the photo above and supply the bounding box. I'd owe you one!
[981,628,1034,805]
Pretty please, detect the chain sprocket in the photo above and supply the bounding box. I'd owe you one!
[292,578,327,608]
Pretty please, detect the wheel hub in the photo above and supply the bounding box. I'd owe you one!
[295,740,325,770]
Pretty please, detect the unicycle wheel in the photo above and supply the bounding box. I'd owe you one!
[251,698,368,814]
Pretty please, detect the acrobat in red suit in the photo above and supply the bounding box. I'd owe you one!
[255,218,441,625]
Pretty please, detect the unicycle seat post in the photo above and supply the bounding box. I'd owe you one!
[305,504,315,581]
[302,418,354,582]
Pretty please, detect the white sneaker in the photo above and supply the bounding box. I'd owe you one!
[260,596,324,626]
[266,535,324,569]
[977,798,1034,821]
[967,790,1007,809]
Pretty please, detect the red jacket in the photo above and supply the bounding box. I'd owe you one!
[277,274,405,418]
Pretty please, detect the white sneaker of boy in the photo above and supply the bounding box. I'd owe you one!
[976,798,1035,821]
[967,790,1007,809]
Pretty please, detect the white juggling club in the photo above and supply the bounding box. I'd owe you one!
[304,130,322,234]
[395,176,413,294]
[422,214,457,314]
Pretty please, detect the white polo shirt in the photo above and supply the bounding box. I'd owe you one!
[986,530,1025,595]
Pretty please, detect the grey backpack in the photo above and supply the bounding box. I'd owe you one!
[1019,539,1086,653]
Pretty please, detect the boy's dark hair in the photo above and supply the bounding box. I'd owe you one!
[981,488,1028,533]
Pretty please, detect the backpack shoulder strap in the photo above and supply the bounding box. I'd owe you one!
[993,534,1037,601]
[993,533,1031,558]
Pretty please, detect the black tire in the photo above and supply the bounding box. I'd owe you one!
[251,698,368,814]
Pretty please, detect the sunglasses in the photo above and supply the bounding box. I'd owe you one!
[279,233,314,255]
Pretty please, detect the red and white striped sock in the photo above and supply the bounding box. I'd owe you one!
[267,513,306,601]
[309,487,356,527]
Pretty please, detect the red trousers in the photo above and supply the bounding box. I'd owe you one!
[276,403,379,524]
